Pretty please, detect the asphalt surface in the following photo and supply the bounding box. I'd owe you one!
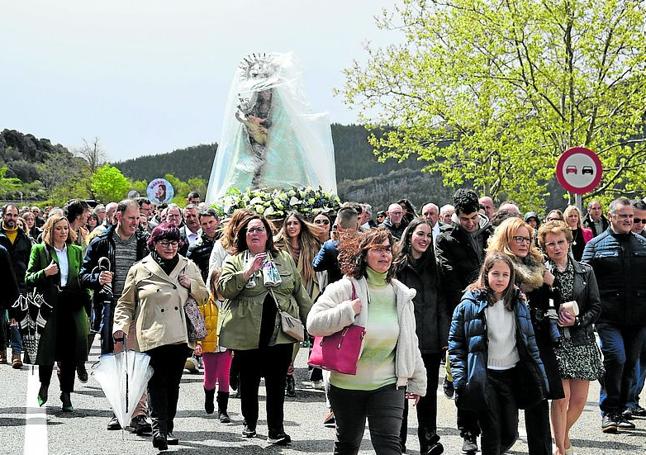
[1,343,645,455]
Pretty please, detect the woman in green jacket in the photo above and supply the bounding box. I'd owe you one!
[25,214,90,412]
[218,214,312,445]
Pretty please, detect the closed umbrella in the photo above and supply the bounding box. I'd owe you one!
[94,349,154,430]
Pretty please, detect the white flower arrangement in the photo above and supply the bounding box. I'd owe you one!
[212,186,340,219]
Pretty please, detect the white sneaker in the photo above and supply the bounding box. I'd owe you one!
[312,380,324,390]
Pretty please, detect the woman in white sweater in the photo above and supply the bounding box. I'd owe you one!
[307,228,426,455]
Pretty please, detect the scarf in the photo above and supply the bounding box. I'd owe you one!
[151,250,179,275]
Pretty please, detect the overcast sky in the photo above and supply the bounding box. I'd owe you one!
[1,0,398,162]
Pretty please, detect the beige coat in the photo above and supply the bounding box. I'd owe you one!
[113,254,209,352]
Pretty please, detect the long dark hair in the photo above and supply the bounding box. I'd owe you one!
[339,228,396,282]
[468,252,518,310]
[393,217,437,272]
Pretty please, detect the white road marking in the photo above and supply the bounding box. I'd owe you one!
[24,367,48,455]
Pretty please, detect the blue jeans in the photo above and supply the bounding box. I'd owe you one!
[597,323,646,415]
[0,310,23,354]
[626,342,646,409]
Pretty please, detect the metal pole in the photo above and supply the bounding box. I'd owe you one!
[575,193,583,213]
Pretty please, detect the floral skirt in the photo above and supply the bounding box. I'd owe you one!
[555,336,604,381]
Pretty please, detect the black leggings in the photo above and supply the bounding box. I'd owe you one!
[40,360,76,393]
[237,343,293,435]
[146,343,189,435]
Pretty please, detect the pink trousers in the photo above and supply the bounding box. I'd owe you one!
[202,351,233,392]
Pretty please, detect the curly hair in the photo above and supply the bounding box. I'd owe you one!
[339,228,397,282]
[220,209,255,253]
[453,188,480,215]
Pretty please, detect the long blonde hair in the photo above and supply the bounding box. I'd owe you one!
[487,217,543,265]
[42,214,76,247]
[563,205,583,229]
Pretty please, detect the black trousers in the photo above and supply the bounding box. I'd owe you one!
[329,383,405,455]
[237,343,292,435]
[400,353,442,449]
[478,368,519,455]
[40,360,76,393]
[146,343,189,435]
[524,399,552,455]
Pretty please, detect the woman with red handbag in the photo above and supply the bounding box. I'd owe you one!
[307,228,427,455]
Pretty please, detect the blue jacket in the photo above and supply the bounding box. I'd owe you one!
[581,229,646,326]
[312,239,342,285]
[448,289,548,411]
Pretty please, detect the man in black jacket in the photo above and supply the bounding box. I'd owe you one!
[435,189,492,455]
[583,199,610,238]
[187,209,220,282]
[582,197,646,433]
[0,245,20,364]
[0,204,31,368]
[80,199,150,433]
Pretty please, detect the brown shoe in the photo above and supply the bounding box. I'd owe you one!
[0,351,7,364]
[12,352,23,369]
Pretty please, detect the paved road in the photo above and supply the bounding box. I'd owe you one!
[0,343,644,454]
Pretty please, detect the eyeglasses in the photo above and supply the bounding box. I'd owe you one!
[633,218,645,224]
[314,219,330,225]
[613,213,632,219]
[158,240,179,248]
[546,217,562,222]
[247,227,266,234]
[512,236,531,245]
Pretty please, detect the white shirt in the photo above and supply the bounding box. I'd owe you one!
[54,245,69,287]
[187,230,200,246]
[485,299,520,370]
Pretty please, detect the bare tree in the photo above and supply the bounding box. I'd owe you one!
[75,137,106,174]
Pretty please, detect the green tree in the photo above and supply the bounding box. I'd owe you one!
[0,165,23,196]
[91,165,131,203]
[342,0,646,208]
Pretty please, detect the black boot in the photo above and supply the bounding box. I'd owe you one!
[151,418,168,451]
[204,388,215,414]
[60,392,73,412]
[217,391,231,423]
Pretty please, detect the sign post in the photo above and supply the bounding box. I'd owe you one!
[555,147,603,212]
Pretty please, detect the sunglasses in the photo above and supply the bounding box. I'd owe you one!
[314,219,330,225]
[634,217,646,224]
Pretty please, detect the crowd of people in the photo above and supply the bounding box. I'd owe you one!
[1,189,645,454]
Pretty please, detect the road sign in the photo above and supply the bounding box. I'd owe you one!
[556,147,603,194]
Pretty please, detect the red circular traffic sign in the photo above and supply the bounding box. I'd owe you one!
[556,147,603,194]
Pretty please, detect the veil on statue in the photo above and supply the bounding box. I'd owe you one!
[205,52,337,204]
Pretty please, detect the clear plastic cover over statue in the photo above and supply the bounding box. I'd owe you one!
[205,52,337,203]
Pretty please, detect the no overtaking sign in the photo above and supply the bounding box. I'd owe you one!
[556,147,603,195]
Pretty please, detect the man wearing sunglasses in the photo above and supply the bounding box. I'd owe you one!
[631,200,646,238]
[582,197,646,433]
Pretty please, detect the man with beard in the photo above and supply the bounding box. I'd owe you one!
[0,204,31,368]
